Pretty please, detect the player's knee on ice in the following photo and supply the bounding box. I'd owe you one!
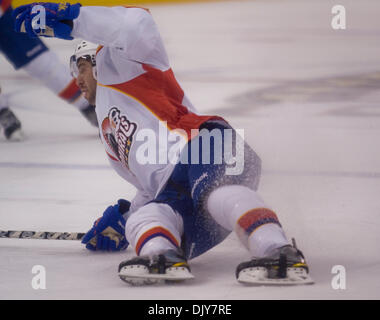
[125,202,183,256]
[207,185,266,230]
[207,185,289,257]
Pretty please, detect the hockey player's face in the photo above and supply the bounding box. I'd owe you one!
[76,59,97,105]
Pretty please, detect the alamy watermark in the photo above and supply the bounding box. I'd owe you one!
[30,5,46,32]
[133,122,245,176]
[331,265,346,290]
[104,108,247,176]
[31,265,46,290]
[331,5,346,30]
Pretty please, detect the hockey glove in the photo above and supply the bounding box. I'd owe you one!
[13,2,81,40]
[81,199,131,252]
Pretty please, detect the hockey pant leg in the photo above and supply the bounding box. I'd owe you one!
[125,202,184,257]
[152,120,262,260]
[190,120,288,258]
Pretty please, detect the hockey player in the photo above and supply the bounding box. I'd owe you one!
[0,0,97,140]
[0,86,21,140]
[14,2,313,285]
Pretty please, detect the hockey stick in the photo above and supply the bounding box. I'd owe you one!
[0,230,85,241]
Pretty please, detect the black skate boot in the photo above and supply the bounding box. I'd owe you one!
[118,249,194,285]
[236,239,314,285]
[80,104,98,127]
[0,107,23,141]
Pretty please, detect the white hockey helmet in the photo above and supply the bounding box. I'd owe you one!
[70,40,98,79]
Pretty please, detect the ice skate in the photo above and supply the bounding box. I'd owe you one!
[236,239,314,285]
[118,249,194,286]
[0,107,23,141]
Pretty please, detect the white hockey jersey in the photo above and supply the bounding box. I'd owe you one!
[72,6,221,213]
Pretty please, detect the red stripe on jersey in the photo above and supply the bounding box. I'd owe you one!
[107,64,222,139]
[58,78,81,102]
[106,151,118,162]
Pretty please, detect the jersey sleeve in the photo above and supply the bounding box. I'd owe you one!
[106,156,153,217]
[72,6,169,67]
[128,189,152,214]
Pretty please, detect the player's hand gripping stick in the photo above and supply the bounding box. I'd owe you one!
[81,199,131,252]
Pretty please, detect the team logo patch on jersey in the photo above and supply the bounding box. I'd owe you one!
[101,107,137,168]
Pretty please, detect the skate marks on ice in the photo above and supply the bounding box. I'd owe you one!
[0,161,110,171]
[0,231,379,299]
[216,72,380,117]
[263,169,380,180]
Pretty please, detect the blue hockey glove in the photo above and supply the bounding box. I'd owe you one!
[13,2,81,40]
[81,199,131,252]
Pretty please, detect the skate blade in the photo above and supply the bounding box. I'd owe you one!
[119,265,194,286]
[238,267,314,286]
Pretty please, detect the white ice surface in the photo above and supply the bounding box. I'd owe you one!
[1,0,380,299]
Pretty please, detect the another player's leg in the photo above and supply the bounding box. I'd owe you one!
[0,87,23,141]
[119,202,193,285]
[0,6,98,128]
[22,51,98,128]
